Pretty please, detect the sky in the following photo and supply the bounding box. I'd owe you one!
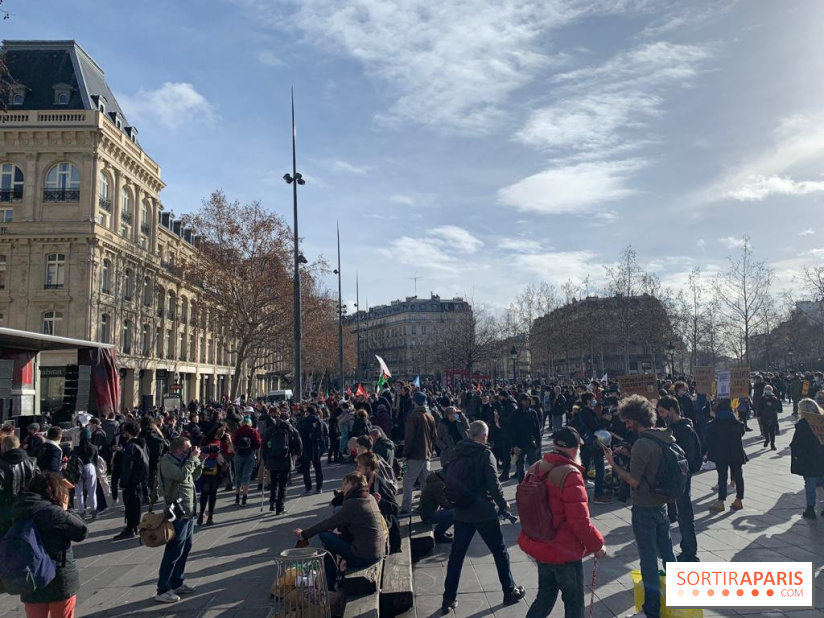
[9,0,824,310]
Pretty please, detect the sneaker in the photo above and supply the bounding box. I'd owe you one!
[304,488,313,495]
[503,585,526,606]
[708,499,726,513]
[155,591,181,604]
[235,494,241,506]
[770,444,777,451]
[730,498,743,511]
[802,506,817,520]
[441,599,457,615]
[592,495,613,504]
[174,584,196,595]
[269,505,276,512]
[435,532,454,544]
[315,488,323,494]
[763,440,769,447]
[113,528,135,541]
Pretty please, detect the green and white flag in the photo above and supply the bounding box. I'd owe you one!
[375,355,392,390]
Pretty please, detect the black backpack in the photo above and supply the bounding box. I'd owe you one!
[640,433,689,502]
[309,420,324,444]
[267,427,290,460]
[236,436,253,457]
[444,454,478,508]
[129,443,149,485]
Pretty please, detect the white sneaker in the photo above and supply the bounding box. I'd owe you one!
[155,591,180,603]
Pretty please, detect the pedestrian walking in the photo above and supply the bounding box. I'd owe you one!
[262,412,302,514]
[231,416,261,507]
[519,427,606,618]
[401,391,436,513]
[154,437,203,604]
[790,398,824,519]
[603,395,677,618]
[71,429,99,520]
[706,399,747,512]
[197,422,232,526]
[297,405,328,494]
[756,385,782,450]
[512,393,543,484]
[113,422,149,540]
[441,421,526,614]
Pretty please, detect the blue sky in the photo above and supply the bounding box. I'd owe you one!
[11,0,824,308]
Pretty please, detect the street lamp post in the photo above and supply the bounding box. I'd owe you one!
[333,222,344,393]
[510,345,518,384]
[283,89,306,403]
[787,346,794,370]
[667,342,676,377]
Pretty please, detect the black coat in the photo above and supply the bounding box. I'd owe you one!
[262,421,302,472]
[11,491,88,603]
[790,415,824,478]
[36,442,63,474]
[705,416,747,466]
[511,406,541,450]
[0,448,38,532]
[451,439,507,523]
[297,414,329,459]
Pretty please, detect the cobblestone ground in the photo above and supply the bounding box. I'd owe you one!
[0,408,821,618]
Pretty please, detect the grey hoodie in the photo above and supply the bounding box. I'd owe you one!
[629,427,674,507]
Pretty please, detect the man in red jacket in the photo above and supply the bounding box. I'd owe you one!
[518,427,606,618]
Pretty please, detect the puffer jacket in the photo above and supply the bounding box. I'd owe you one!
[402,406,436,461]
[11,491,88,604]
[451,438,507,523]
[0,448,38,533]
[518,452,604,564]
[790,413,824,478]
[159,451,203,518]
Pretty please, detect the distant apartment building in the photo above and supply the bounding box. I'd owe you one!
[347,294,471,379]
[0,40,284,412]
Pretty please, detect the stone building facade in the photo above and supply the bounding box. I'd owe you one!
[0,40,281,411]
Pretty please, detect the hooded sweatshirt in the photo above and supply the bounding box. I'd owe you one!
[629,427,676,507]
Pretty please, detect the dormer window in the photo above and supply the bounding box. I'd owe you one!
[91,94,107,114]
[10,86,25,106]
[53,83,73,106]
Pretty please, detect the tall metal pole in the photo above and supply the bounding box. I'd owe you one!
[336,222,344,393]
[356,273,361,386]
[291,89,302,403]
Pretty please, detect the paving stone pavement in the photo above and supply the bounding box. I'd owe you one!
[0,409,821,617]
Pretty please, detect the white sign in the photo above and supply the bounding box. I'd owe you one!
[716,371,731,398]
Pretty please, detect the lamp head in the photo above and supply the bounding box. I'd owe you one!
[283,173,293,184]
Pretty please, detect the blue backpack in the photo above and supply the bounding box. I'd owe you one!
[0,518,57,595]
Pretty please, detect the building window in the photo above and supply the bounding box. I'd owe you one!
[56,92,69,105]
[167,293,176,321]
[165,330,173,359]
[180,297,188,325]
[178,332,185,361]
[100,313,111,343]
[156,325,163,356]
[156,287,165,317]
[44,163,81,202]
[142,324,151,356]
[42,311,63,336]
[122,320,133,354]
[189,335,195,362]
[101,258,111,294]
[10,87,25,105]
[0,163,23,202]
[124,268,133,300]
[44,253,66,289]
[120,187,132,237]
[97,171,111,226]
[0,256,5,289]
[0,208,10,223]
[141,200,149,236]
[143,277,153,306]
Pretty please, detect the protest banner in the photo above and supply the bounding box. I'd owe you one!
[716,371,731,398]
[618,374,658,400]
[730,367,750,399]
[694,366,714,395]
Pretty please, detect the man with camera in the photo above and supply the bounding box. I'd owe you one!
[155,436,204,604]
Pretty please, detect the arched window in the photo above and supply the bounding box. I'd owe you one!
[42,311,63,336]
[44,163,80,201]
[97,171,112,225]
[180,296,188,325]
[190,302,197,328]
[143,277,153,306]
[101,258,111,293]
[156,286,165,317]
[0,163,23,201]
[124,268,133,300]
[120,187,132,237]
[57,92,69,105]
[167,292,176,321]
[100,313,110,343]
[44,253,65,288]
[122,320,133,354]
[142,324,151,356]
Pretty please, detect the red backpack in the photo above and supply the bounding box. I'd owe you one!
[516,460,575,543]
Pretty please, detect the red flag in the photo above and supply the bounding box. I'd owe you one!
[347,386,353,397]
[356,383,367,398]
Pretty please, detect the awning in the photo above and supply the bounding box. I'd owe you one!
[0,327,115,352]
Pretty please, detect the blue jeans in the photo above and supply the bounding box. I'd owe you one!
[516,447,541,483]
[526,560,584,618]
[443,519,515,603]
[804,476,824,507]
[632,506,677,618]
[318,531,380,591]
[427,508,454,539]
[157,517,194,594]
[674,474,697,559]
[234,453,256,487]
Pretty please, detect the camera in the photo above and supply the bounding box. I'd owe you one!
[164,498,184,522]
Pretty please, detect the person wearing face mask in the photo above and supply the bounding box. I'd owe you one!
[674,381,696,425]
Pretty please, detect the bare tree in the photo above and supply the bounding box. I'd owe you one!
[605,246,648,372]
[800,266,824,302]
[713,236,773,366]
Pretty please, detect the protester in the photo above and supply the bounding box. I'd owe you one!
[231,416,261,507]
[71,428,99,520]
[512,393,543,484]
[356,452,401,553]
[37,426,64,474]
[198,422,232,525]
[419,469,454,544]
[401,391,436,513]
[293,472,385,591]
[603,395,677,618]
[114,422,148,540]
[441,420,525,614]
[262,412,302,514]
[155,437,203,603]
[369,427,396,469]
[12,472,88,617]
[756,385,782,450]
[21,423,44,459]
[519,427,606,618]
[297,405,328,494]
[790,398,824,519]
[0,435,37,536]
[435,406,467,468]
[706,399,747,512]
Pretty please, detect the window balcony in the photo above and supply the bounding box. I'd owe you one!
[0,188,23,202]
[98,197,112,213]
[121,212,133,224]
[156,308,164,318]
[160,259,173,271]
[43,189,80,202]
[44,283,64,290]
[101,287,112,295]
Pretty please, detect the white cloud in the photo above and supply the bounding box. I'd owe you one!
[429,225,483,254]
[119,82,216,130]
[514,250,601,283]
[498,160,645,215]
[390,195,415,206]
[233,0,651,133]
[720,236,746,249]
[798,228,816,236]
[640,2,738,38]
[257,50,285,67]
[497,238,542,253]
[380,237,456,271]
[329,160,370,175]
[726,175,824,201]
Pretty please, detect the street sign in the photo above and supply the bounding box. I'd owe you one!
[618,374,658,400]
[170,383,182,391]
[156,369,168,379]
[694,366,714,395]
[730,367,750,399]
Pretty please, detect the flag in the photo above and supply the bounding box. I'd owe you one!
[375,355,392,378]
[346,386,352,397]
[413,376,421,388]
[356,383,367,398]
[601,373,608,383]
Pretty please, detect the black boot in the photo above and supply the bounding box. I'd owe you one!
[241,495,247,506]
[235,494,241,506]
